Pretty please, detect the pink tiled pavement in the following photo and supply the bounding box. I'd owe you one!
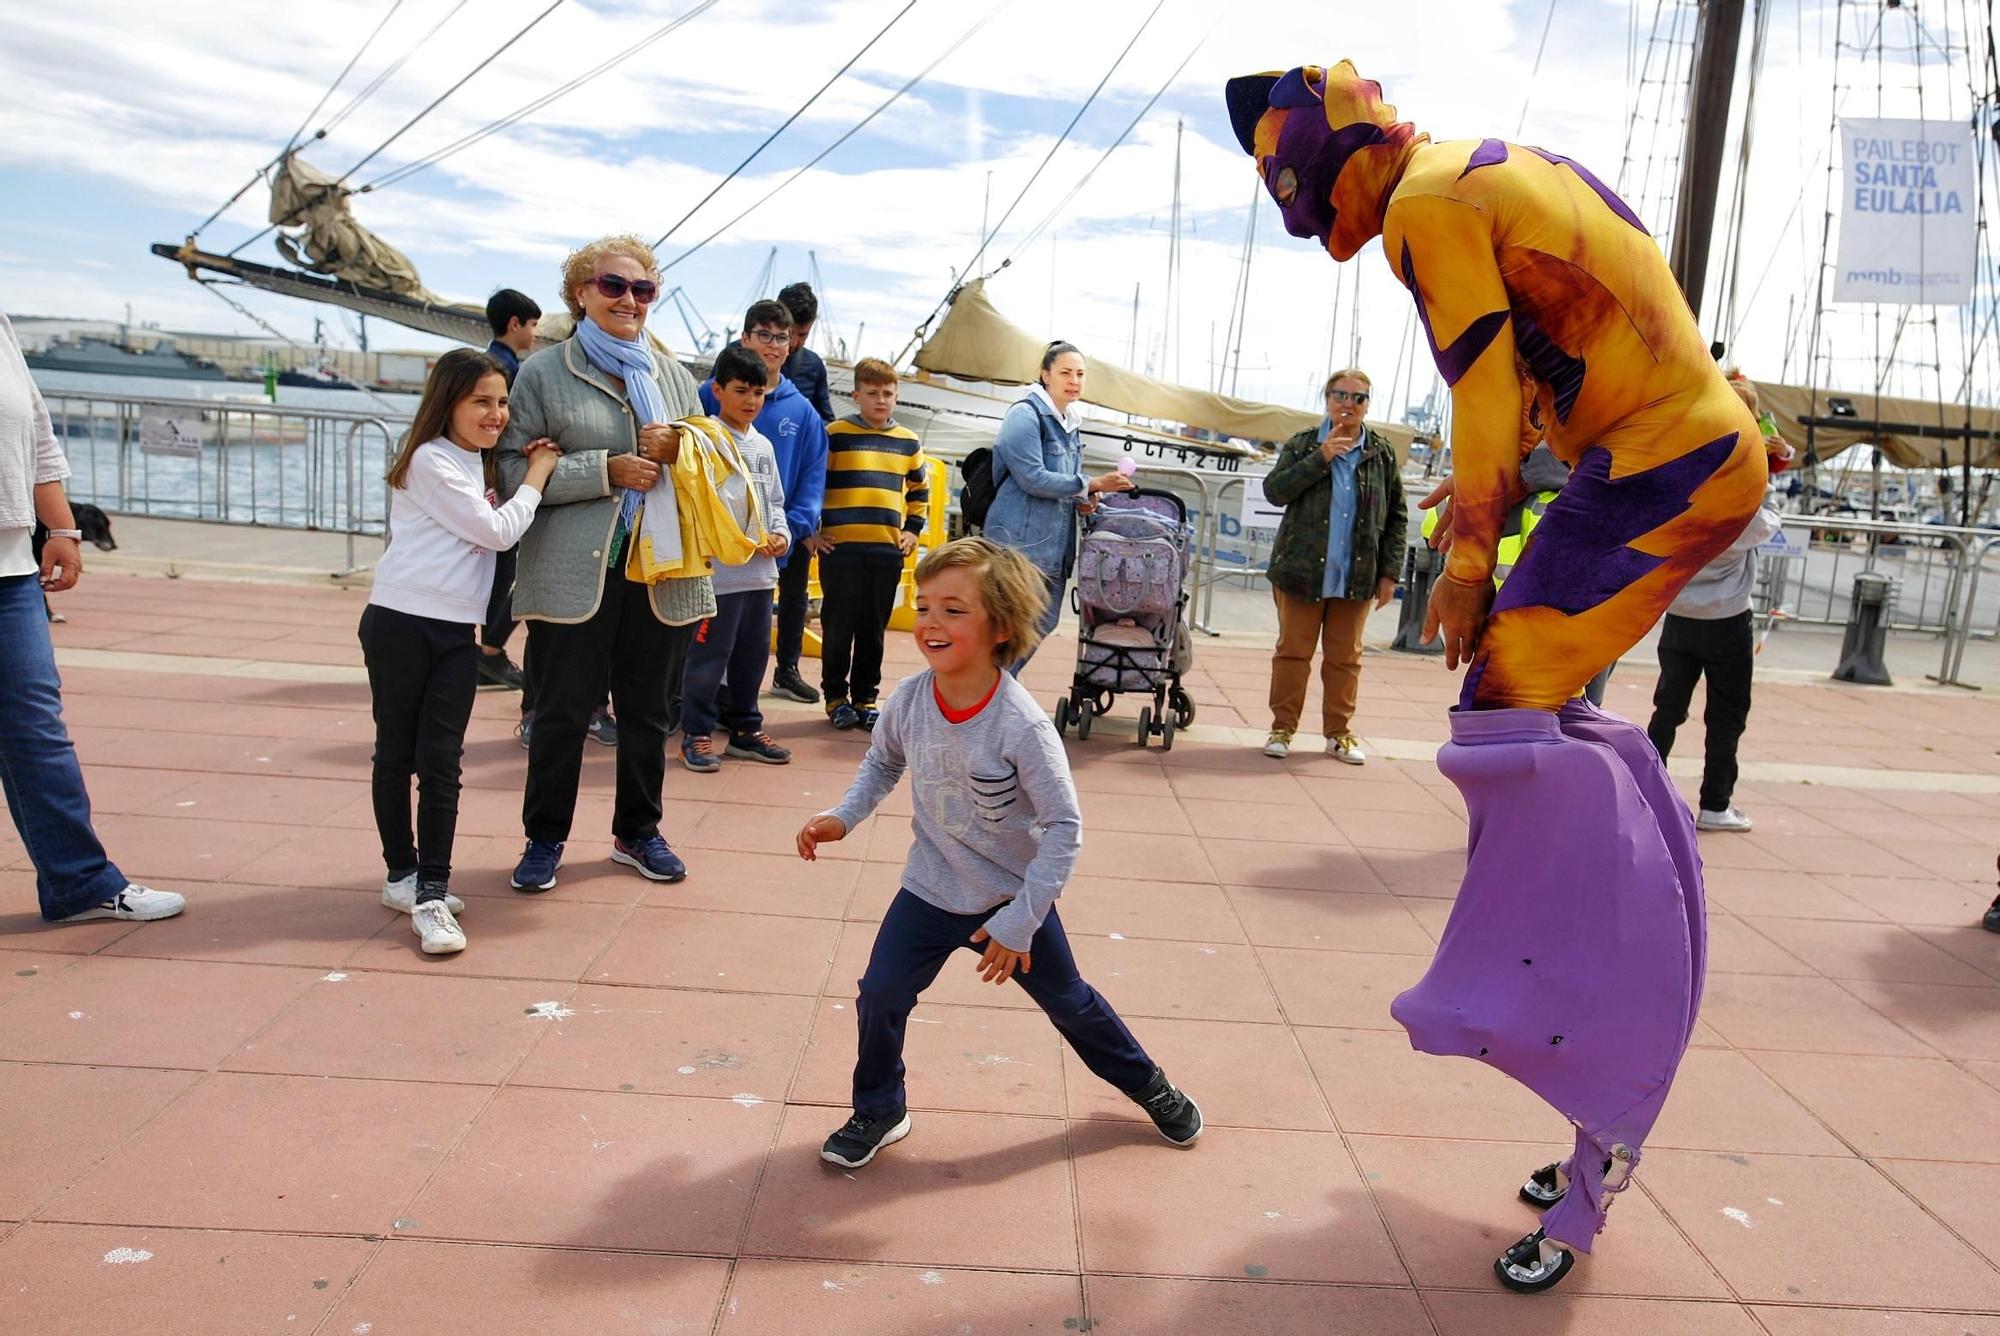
[4,571,2000,1331]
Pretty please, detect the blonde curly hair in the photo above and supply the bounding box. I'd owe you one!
[558,234,660,322]
[914,537,1051,666]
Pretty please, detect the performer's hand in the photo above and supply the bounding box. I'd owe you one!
[797,815,846,860]
[1424,573,1493,671]
[1419,477,1455,555]
[969,927,1029,984]
[1373,575,1397,610]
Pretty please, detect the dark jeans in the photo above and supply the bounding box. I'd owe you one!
[358,604,478,884]
[0,573,128,920]
[774,551,812,670]
[681,588,772,740]
[819,561,902,705]
[1008,570,1066,678]
[1647,610,1754,813]
[1584,665,1611,706]
[483,545,518,650]
[523,576,692,844]
[852,889,1154,1118]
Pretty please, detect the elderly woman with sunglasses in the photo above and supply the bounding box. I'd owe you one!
[494,235,711,892]
[1257,368,1406,764]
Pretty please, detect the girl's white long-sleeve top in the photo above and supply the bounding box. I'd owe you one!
[369,439,543,624]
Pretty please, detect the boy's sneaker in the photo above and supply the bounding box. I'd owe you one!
[382,871,464,915]
[1263,729,1293,759]
[477,651,525,690]
[612,834,686,883]
[412,898,466,954]
[510,840,563,891]
[857,703,881,731]
[821,1110,913,1169]
[772,664,819,704]
[728,732,792,765]
[1127,1067,1203,1146]
[588,707,618,747]
[516,713,533,750]
[828,701,860,730]
[1696,806,1754,833]
[57,884,185,924]
[681,735,722,773]
[1327,733,1366,765]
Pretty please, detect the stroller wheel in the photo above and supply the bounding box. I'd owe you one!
[1054,695,1071,736]
[1076,697,1094,741]
[1135,706,1153,747]
[1160,711,1176,751]
[1170,686,1196,730]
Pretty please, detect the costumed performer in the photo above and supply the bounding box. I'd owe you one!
[1224,61,1769,1292]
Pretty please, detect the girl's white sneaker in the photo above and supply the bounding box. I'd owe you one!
[412,900,466,954]
[382,872,464,915]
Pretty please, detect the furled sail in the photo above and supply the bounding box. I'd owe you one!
[269,153,439,301]
[1750,379,2000,470]
[914,279,1323,444]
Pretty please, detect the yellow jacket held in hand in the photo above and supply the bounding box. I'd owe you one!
[625,416,767,584]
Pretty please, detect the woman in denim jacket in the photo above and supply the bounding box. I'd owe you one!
[981,342,1134,669]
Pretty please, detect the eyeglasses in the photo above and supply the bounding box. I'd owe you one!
[748,329,791,346]
[1327,389,1370,404]
[590,274,658,305]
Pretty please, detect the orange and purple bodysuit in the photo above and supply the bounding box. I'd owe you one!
[1228,63,1766,711]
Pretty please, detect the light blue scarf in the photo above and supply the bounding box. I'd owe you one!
[576,317,667,538]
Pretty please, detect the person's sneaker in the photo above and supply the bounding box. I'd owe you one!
[681,735,722,773]
[857,703,881,731]
[772,664,820,704]
[382,870,465,915]
[477,651,525,690]
[1263,729,1293,759]
[728,732,792,765]
[1127,1067,1203,1146]
[516,713,533,751]
[510,840,564,892]
[588,707,619,747]
[828,701,860,730]
[1696,806,1754,833]
[411,898,467,954]
[612,834,686,883]
[821,1110,913,1169]
[1327,732,1366,765]
[1983,895,2000,934]
[57,884,186,923]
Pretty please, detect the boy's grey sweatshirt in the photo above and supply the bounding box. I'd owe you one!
[824,669,1081,952]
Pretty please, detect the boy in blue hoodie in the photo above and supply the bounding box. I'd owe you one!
[701,299,828,704]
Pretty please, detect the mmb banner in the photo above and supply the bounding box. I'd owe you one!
[1834,118,1977,305]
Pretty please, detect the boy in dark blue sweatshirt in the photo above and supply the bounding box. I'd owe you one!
[778,281,836,424]
[700,299,829,703]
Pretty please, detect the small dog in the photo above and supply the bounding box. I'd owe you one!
[33,504,116,623]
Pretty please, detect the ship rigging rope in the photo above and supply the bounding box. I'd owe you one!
[658,0,1008,273]
[1514,0,1560,137]
[998,14,1222,269]
[899,0,1166,364]
[363,0,721,193]
[222,0,563,259]
[190,0,411,239]
[317,0,474,141]
[651,0,921,248]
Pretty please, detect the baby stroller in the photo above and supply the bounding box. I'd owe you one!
[1052,488,1197,750]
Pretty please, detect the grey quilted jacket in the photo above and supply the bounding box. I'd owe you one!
[495,337,715,626]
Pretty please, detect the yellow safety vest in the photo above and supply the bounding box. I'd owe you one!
[1417,488,1559,589]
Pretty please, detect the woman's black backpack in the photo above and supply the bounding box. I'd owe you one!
[959,448,997,529]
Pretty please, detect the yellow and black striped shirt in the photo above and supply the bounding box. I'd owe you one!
[821,415,929,566]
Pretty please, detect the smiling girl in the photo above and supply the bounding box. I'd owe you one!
[797,536,1202,1168]
[363,349,559,954]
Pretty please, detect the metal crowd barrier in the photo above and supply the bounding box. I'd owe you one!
[42,390,407,575]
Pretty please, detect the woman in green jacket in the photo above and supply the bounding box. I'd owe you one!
[1260,370,1407,762]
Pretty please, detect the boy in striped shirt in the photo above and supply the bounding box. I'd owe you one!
[815,358,930,729]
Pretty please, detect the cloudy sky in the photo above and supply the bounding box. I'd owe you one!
[1,0,1990,411]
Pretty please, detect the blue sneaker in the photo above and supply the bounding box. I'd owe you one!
[510,839,563,892]
[828,701,860,730]
[612,834,686,883]
[858,703,881,731]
